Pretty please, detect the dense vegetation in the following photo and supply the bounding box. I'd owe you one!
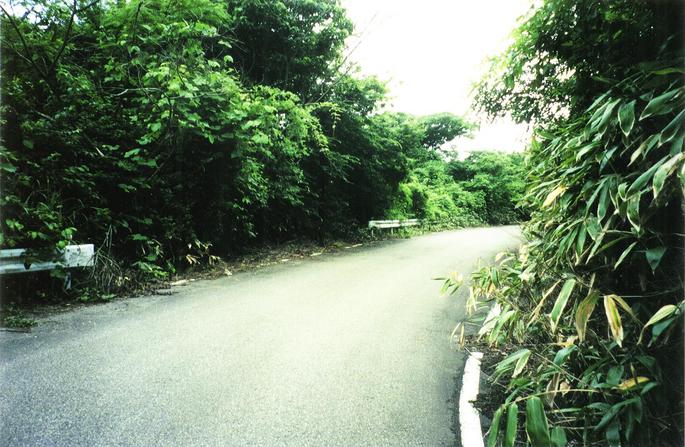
[453,0,684,445]
[0,0,524,299]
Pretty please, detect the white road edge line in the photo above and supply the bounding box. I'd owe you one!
[460,351,484,447]
[459,303,501,447]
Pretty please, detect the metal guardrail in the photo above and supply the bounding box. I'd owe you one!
[0,244,95,275]
[367,219,420,229]
[368,219,420,234]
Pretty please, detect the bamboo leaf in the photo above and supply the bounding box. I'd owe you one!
[627,156,668,196]
[659,108,685,145]
[487,407,503,447]
[513,349,532,378]
[639,89,679,120]
[617,376,650,391]
[549,279,577,333]
[629,135,658,165]
[639,304,678,343]
[618,100,635,136]
[603,295,624,347]
[614,241,637,270]
[543,185,567,208]
[653,153,684,199]
[525,396,551,447]
[626,196,640,232]
[528,281,561,326]
[645,246,667,272]
[575,290,599,342]
[504,403,519,447]
[550,426,567,447]
[595,98,621,135]
[597,183,610,222]
[610,294,641,325]
[496,349,531,376]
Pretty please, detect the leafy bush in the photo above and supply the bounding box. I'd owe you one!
[388,152,526,227]
[458,0,684,445]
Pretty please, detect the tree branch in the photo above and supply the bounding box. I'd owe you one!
[0,4,49,80]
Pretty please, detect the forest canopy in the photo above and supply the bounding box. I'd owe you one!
[0,0,524,292]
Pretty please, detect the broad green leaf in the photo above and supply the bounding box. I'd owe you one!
[659,108,685,145]
[496,349,531,375]
[525,396,551,447]
[651,316,677,345]
[553,345,577,366]
[645,246,667,272]
[550,427,567,447]
[626,196,640,232]
[586,216,601,240]
[639,304,678,343]
[605,419,621,447]
[614,241,637,270]
[597,398,636,431]
[627,156,667,195]
[513,349,532,377]
[629,135,658,165]
[618,100,636,136]
[653,153,684,199]
[597,183,610,222]
[124,148,141,158]
[595,98,621,135]
[639,89,679,120]
[549,279,577,333]
[504,403,519,447]
[528,281,560,326]
[487,407,503,447]
[603,295,624,347]
[575,290,599,342]
[487,309,515,344]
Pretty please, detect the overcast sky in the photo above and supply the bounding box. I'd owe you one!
[341,0,532,153]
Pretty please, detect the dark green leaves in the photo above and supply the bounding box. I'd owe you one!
[487,407,504,447]
[550,427,567,447]
[549,279,577,333]
[504,403,519,447]
[639,89,679,120]
[618,100,636,136]
[645,247,667,272]
[659,108,685,144]
[525,397,551,447]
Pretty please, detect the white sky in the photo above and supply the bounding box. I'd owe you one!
[341,0,533,154]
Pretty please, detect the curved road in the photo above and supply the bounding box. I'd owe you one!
[1,226,520,446]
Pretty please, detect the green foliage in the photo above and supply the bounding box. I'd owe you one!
[1,0,514,300]
[474,0,683,124]
[461,0,684,445]
[448,151,528,224]
[0,306,37,329]
[226,0,353,101]
[387,151,526,227]
[418,113,473,151]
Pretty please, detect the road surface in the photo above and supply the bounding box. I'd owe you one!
[1,226,520,446]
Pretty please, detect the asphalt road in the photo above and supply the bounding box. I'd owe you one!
[1,226,520,447]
